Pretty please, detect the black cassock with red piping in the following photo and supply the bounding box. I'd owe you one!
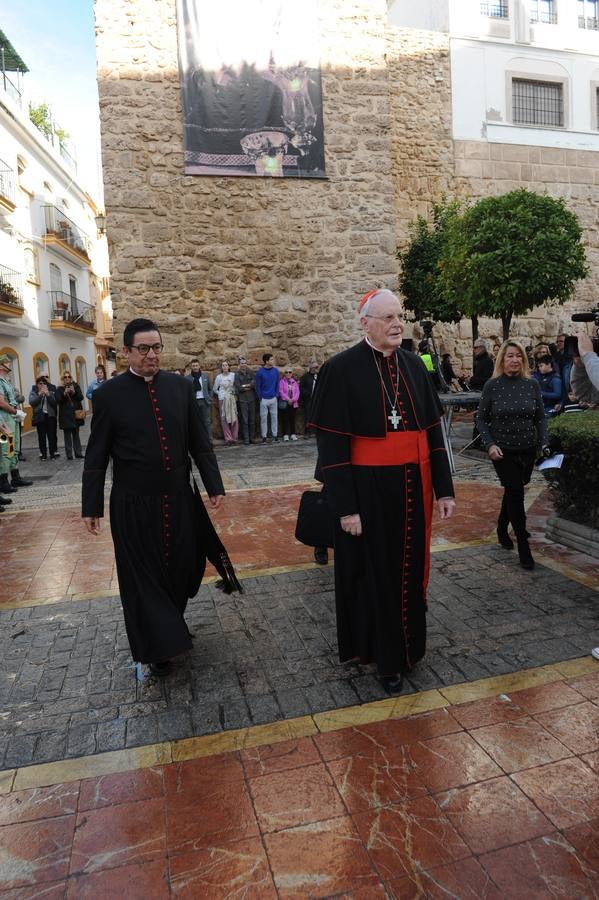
[82,369,232,664]
[309,340,454,676]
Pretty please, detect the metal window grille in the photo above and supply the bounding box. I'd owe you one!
[578,0,599,27]
[512,78,563,127]
[480,1,509,18]
[530,0,557,23]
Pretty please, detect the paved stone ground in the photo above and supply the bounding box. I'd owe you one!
[1,545,597,770]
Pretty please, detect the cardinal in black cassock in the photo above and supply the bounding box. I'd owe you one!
[82,319,227,674]
[309,290,455,693]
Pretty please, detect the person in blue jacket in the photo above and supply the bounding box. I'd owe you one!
[533,356,562,417]
[255,353,279,442]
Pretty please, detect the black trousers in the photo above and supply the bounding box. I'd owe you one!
[36,415,58,457]
[63,428,82,459]
[280,405,296,436]
[492,448,536,539]
[238,401,256,443]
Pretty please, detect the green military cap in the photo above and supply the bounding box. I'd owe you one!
[0,354,12,368]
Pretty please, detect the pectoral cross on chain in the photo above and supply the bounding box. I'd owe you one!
[388,407,401,430]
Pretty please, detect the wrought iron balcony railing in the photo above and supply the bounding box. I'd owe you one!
[579,15,599,28]
[49,291,96,331]
[0,158,16,206]
[0,69,22,106]
[480,1,509,18]
[0,264,23,307]
[43,205,91,259]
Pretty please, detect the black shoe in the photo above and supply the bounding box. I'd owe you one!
[517,538,535,570]
[380,673,404,695]
[75,454,84,459]
[66,456,73,460]
[0,495,13,505]
[314,547,329,565]
[11,470,33,487]
[50,453,60,459]
[497,527,513,550]
[149,660,172,677]
[273,437,279,443]
[262,437,267,443]
[39,455,47,461]
[0,476,16,493]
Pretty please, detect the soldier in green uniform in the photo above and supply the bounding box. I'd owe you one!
[0,354,32,495]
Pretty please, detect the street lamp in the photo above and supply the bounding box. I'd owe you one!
[95,212,106,235]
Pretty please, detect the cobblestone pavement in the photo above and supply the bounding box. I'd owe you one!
[1,545,597,770]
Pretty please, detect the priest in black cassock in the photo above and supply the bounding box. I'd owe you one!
[82,319,226,676]
[309,289,455,694]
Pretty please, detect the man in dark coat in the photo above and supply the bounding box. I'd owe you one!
[309,289,455,695]
[299,361,319,437]
[82,318,226,676]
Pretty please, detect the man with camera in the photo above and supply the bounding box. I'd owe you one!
[29,375,59,460]
[576,333,599,392]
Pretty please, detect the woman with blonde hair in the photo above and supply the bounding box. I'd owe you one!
[213,360,238,446]
[476,341,548,570]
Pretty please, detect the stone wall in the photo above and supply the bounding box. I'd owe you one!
[95,0,400,371]
[95,2,597,378]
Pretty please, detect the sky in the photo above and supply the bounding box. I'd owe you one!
[0,0,102,199]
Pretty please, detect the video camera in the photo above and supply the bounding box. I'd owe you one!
[419,319,435,338]
[570,307,599,353]
[572,307,599,327]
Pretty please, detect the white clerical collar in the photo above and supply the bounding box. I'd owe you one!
[365,336,393,358]
[129,367,154,383]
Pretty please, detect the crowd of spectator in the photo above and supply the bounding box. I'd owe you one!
[181,353,321,445]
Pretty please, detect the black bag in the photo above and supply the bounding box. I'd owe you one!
[295,490,335,549]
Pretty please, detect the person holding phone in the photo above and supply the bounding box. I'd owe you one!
[29,375,59,460]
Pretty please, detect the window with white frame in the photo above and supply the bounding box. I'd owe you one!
[579,0,599,28]
[512,78,564,127]
[480,1,509,18]
[530,0,557,24]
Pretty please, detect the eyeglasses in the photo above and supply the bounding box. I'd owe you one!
[285,370,293,374]
[130,343,163,356]
[363,314,405,324]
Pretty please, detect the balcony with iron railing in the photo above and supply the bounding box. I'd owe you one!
[0,264,24,317]
[579,15,599,28]
[43,205,91,264]
[0,158,16,211]
[49,291,96,333]
[480,1,509,18]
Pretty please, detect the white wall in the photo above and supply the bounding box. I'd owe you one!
[451,39,599,150]
[388,0,450,32]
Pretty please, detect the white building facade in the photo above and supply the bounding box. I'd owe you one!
[389,0,599,152]
[0,34,112,425]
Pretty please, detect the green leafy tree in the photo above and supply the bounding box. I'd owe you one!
[28,103,69,145]
[440,189,589,341]
[29,102,53,138]
[398,200,463,324]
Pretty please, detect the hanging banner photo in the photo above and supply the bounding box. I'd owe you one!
[176,0,327,178]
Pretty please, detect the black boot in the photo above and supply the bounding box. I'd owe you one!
[517,537,535,570]
[0,495,12,505]
[11,469,33,487]
[497,495,513,550]
[0,474,17,493]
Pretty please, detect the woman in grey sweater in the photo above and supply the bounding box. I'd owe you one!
[476,341,548,570]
